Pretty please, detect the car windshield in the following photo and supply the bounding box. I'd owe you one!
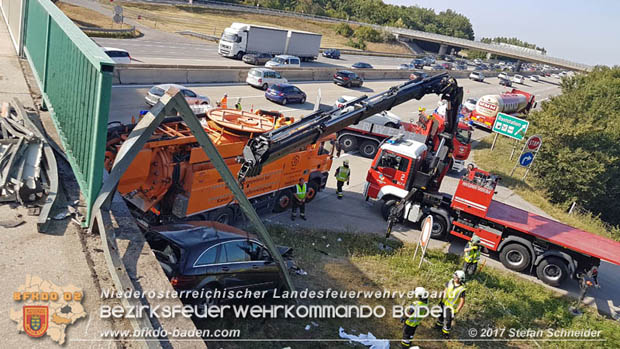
[221,33,238,42]
[149,86,166,97]
[270,85,285,91]
[106,50,129,58]
[272,57,285,64]
[249,69,261,77]
[456,128,472,144]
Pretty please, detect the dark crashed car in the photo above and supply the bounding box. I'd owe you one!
[499,78,512,87]
[322,48,341,59]
[146,221,292,309]
[242,53,274,65]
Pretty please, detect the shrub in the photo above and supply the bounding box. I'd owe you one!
[335,23,353,37]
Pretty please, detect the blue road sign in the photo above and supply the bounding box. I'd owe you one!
[519,152,534,167]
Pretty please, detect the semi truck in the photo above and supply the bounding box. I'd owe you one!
[285,30,322,61]
[218,23,288,59]
[105,109,336,226]
[469,89,536,130]
[218,22,322,61]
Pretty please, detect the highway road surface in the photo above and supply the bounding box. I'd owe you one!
[109,75,563,125]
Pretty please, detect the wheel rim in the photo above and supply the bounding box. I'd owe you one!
[543,265,562,281]
[282,99,287,105]
[506,250,524,266]
[196,296,216,316]
[342,138,354,148]
[431,221,443,235]
[362,144,375,156]
[307,187,316,200]
[278,195,290,209]
[216,212,231,224]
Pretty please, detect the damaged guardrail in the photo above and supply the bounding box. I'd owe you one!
[0,99,59,232]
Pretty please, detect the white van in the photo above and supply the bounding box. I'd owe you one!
[246,68,288,90]
[265,55,301,68]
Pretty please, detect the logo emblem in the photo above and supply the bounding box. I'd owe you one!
[23,306,48,338]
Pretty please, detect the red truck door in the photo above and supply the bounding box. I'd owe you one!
[369,149,412,190]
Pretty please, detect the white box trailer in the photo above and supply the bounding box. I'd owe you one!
[219,22,288,59]
[285,30,322,61]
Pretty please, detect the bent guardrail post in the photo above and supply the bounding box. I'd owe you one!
[89,88,296,305]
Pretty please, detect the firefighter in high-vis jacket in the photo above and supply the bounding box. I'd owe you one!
[400,287,429,348]
[463,235,482,276]
[436,270,466,337]
[291,177,307,221]
[334,160,350,199]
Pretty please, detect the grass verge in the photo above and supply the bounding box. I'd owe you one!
[199,225,619,348]
[57,1,141,38]
[473,134,619,241]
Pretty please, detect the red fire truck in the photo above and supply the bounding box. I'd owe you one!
[364,143,620,286]
[469,89,536,130]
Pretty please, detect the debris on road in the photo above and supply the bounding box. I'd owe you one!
[0,100,60,232]
[0,216,25,228]
[338,327,389,349]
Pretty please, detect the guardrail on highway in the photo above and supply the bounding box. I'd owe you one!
[176,30,219,42]
[80,25,136,34]
[112,64,503,85]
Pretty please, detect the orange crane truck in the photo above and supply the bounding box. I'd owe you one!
[105,109,336,226]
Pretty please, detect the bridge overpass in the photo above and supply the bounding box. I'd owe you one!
[188,0,592,72]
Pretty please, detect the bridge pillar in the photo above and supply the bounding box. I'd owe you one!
[438,44,448,56]
[486,52,492,60]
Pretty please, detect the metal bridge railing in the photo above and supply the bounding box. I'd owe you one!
[22,0,114,224]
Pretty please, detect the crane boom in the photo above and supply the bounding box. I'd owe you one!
[238,72,461,181]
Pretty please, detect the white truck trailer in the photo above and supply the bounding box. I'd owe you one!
[285,30,322,61]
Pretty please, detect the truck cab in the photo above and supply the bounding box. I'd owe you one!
[218,26,246,59]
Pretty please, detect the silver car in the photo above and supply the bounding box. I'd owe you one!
[145,84,210,106]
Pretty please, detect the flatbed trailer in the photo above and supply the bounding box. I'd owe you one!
[449,169,620,286]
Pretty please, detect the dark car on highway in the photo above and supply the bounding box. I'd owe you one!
[242,53,274,65]
[499,78,512,87]
[145,221,292,309]
[333,70,363,87]
[322,49,341,59]
[352,62,373,69]
[411,59,425,69]
[265,83,307,105]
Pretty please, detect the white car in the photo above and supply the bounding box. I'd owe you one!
[512,74,525,84]
[145,84,210,106]
[103,47,131,64]
[498,72,509,80]
[463,98,477,112]
[469,72,484,82]
[529,75,540,82]
[265,55,301,68]
[552,73,560,78]
[246,68,288,90]
[397,64,412,70]
[335,96,401,128]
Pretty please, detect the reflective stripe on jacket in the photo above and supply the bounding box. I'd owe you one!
[405,300,428,327]
[336,166,350,182]
[464,242,481,263]
[443,280,465,309]
[295,183,307,200]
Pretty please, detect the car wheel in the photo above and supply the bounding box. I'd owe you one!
[339,135,358,152]
[235,51,245,60]
[385,122,398,129]
[194,286,219,317]
[281,98,288,105]
[429,213,448,239]
[305,180,320,203]
[359,140,379,158]
[273,190,292,212]
[536,257,568,286]
[381,199,398,221]
[346,81,352,88]
[499,243,531,272]
[209,207,235,225]
[300,96,306,104]
[262,83,268,90]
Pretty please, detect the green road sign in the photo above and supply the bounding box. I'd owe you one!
[492,112,529,140]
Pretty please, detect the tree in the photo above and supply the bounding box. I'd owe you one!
[529,66,620,225]
[354,26,381,42]
[335,23,354,37]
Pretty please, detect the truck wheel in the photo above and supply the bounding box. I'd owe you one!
[381,199,398,221]
[339,135,358,152]
[429,214,447,239]
[235,51,245,60]
[273,190,292,212]
[305,181,320,203]
[499,243,531,272]
[536,257,568,286]
[359,140,379,158]
[210,207,235,225]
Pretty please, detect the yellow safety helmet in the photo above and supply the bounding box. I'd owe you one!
[418,107,426,112]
